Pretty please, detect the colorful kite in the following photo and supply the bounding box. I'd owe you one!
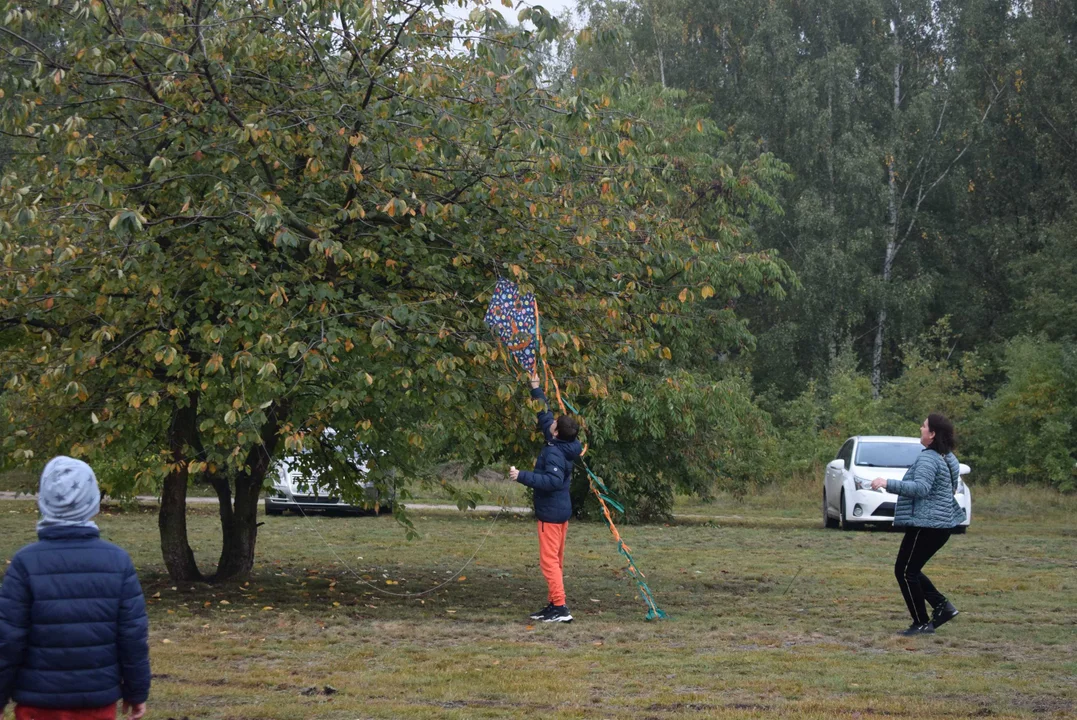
[485,279,667,621]
[483,279,539,373]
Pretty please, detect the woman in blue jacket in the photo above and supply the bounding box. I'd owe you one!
[871,414,967,636]
[0,457,151,720]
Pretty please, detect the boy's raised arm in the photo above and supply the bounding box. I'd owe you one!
[528,371,555,441]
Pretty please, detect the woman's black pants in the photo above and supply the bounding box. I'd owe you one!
[895,527,951,625]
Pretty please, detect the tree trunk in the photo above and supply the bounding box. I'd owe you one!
[646,0,666,88]
[211,474,262,582]
[210,402,286,582]
[872,20,903,399]
[159,397,204,582]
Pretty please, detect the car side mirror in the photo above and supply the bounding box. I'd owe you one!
[959,463,970,476]
[827,459,845,471]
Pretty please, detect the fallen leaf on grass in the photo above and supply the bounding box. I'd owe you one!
[525,624,534,630]
[262,606,274,611]
[219,600,230,605]
[161,639,172,644]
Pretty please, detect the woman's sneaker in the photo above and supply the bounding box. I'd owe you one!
[932,601,959,629]
[543,605,573,623]
[530,603,555,620]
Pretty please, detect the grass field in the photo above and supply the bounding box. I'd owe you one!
[0,483,1074,719]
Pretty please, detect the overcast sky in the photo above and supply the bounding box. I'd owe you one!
[442,0,582,27]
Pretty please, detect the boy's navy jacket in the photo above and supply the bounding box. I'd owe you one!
[517,386,583,523]
[0,525,151,710]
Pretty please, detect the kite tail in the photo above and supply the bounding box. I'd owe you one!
[533,301,667,621]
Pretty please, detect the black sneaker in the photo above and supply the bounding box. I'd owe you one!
[543,605,573,623]
[932,601,959,629]
[899,622,935,636]
[529,603,555,621]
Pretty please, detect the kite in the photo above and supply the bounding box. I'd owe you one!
[484,279,667,620]
[483,279,539,373]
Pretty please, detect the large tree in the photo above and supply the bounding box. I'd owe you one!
[0,0,793,580]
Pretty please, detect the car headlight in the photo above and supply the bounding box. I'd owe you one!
[854,477,887,492]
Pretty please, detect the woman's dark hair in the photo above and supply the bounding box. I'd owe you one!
[927,413,955,455]
[556,415,580,443]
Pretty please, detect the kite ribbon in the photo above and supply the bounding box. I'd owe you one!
[531,300,668,621]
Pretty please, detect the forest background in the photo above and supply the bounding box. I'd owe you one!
[0,0,1073,582]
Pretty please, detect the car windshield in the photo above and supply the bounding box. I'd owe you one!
[854,442,923,468]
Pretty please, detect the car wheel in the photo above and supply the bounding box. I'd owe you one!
[839,490,856,531]
[823,490,839,529]
[265,502,284,517]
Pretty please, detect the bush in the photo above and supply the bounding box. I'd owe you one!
[967,337,1077,491]
[578,371,778,521]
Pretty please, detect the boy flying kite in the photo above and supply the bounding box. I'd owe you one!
[510,371,582,623]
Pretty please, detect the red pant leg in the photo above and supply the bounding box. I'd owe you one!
[15,705,117,720]
[537,520,568,606]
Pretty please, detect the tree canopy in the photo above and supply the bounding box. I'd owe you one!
[0,0,795,579]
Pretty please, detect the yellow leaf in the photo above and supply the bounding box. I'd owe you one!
[457,575,467,582]
[628,221,636,232]
[661,347,672,360]
[678,288,689,303]
[701,285,715,299]
[579,146,590,156]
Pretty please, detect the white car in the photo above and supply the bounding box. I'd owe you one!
[822,436,972,532]
[265,451,393,516]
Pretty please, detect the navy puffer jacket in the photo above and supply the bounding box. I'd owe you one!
[517,387,583,523]
[0,526,151,710]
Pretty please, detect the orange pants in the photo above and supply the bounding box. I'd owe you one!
[537,520,568,606]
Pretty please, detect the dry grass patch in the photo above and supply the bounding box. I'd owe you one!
[0,484,1074,719]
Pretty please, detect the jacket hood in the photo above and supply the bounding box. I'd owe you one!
[37,525,102,541]
[554,438,583,463]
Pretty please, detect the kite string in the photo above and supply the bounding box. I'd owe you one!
[235,364,507,600]
[282,490,505,598]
